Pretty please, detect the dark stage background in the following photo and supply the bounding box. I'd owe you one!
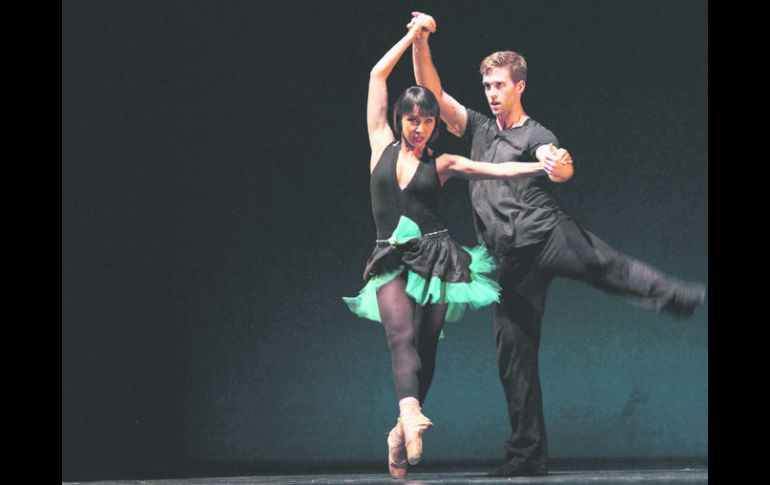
[62,0,708,481]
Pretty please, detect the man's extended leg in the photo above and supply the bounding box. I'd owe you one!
[539,218,705,318]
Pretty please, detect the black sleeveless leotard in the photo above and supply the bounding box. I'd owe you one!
[361,142,471,283]
[370,142,445,239]
[344,141,501,322]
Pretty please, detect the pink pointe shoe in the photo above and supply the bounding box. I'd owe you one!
[400,411,433,465]
[387,419,408,479]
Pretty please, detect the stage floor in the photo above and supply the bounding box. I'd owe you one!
[64,466,708,484]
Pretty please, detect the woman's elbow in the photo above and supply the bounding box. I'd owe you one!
[370,68,387,79]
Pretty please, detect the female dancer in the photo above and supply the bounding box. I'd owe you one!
[343,17,571,479]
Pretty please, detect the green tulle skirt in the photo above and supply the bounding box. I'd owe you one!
[343,216,501,323]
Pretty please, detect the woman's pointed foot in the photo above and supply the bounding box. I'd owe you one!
[400,411,433,465]
[387,419,407,479]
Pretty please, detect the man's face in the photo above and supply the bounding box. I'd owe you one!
[482,67,524,118]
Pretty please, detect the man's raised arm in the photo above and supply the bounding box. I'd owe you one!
[410,12,468,138]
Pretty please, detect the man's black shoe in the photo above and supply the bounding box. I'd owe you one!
[663,283,706,320]
[488,459,548,477]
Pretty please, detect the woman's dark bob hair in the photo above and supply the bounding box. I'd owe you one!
[392,86,441,146]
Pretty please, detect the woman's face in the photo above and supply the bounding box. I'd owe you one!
[400,106,435,149]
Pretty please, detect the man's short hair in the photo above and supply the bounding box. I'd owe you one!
[479,51,528,83]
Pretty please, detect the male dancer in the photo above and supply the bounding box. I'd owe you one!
[409,12,706,477]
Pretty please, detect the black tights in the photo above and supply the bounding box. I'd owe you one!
[377,274,448,404]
